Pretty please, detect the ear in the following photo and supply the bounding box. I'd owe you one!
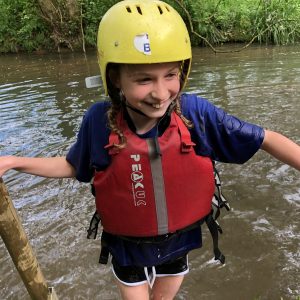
[108,68,120,89]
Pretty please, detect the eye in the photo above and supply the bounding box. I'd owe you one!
[136,77,152,84]
[166,72,179,79]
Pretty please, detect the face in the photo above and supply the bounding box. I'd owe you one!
[114,62,181,121]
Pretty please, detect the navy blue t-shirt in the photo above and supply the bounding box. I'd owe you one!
[66,93,264,266]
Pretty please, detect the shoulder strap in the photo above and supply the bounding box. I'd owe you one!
[173,113,196,152]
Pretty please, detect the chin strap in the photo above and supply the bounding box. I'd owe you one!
[124,101,148,116]
[120,90,148,117]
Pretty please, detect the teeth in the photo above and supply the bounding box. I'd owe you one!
[152,103,162,109]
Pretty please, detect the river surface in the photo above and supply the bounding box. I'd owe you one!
[0,45,299,300]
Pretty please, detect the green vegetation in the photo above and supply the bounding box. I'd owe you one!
[0,0,300,53]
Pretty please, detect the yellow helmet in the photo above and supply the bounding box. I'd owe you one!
[97,0,192,96]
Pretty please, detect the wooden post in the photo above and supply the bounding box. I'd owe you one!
[0,178,58,300]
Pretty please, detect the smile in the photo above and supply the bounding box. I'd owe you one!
[151,103,163,109]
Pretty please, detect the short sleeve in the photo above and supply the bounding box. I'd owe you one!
[181,94,265,163]
[66,101,111,182]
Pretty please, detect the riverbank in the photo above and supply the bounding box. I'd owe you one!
[0,0,300,53]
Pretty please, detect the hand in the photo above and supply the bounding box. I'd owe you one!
[0,156,14,178]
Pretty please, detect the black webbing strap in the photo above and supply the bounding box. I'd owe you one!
[99,235,110,264]
[86,212,111,264]
[204,162,230,264]
[213,164,230,214]
[205,214,225,264]
[87,211,101,239]
[99,247,110,264]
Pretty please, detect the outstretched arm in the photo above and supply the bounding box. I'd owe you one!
[0,156,76,178]
[261,130,300,171]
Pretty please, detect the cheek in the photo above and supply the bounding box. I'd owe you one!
[122,85,147,104]
[170,79,181,93]
[128,83,150,95]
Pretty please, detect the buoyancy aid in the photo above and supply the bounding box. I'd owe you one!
[93,111,215,237]
[88,164,229,265]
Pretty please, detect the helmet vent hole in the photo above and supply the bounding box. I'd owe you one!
[165,5,170,12]
[136,5,142,15]
[126,6,132,13]
[157,5,163,14]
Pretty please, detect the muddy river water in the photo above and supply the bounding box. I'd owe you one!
[0,45,299,299]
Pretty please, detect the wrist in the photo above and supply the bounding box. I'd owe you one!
[0,156,17,177]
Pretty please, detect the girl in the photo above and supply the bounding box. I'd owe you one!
[1,1,299,299]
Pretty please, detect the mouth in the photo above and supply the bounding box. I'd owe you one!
[151,103,163,109]
[144,100,168,109]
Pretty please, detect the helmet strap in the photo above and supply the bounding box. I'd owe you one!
[120,90,148,117]
[125,103,148,117]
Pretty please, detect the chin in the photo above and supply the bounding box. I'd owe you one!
[146,109,168,119]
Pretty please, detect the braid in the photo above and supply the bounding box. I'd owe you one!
[174,60,193,129]
[107,97,127,149]
[106,63,127,149]
[174,95,193,129]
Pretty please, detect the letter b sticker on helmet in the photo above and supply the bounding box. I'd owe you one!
[134,34,151,55]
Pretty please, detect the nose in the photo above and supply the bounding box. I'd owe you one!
[151,79,169,102]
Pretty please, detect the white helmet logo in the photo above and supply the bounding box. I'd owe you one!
[134,34,151,55]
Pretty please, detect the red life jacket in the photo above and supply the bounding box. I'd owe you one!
[93,112,214,237]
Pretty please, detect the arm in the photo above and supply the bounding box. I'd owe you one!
[261,130,300,171]
[0,156,76,178]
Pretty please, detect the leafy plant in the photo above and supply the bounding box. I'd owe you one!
[251,0,300,45]
[0,0,51,52]
[1,0,300,53]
